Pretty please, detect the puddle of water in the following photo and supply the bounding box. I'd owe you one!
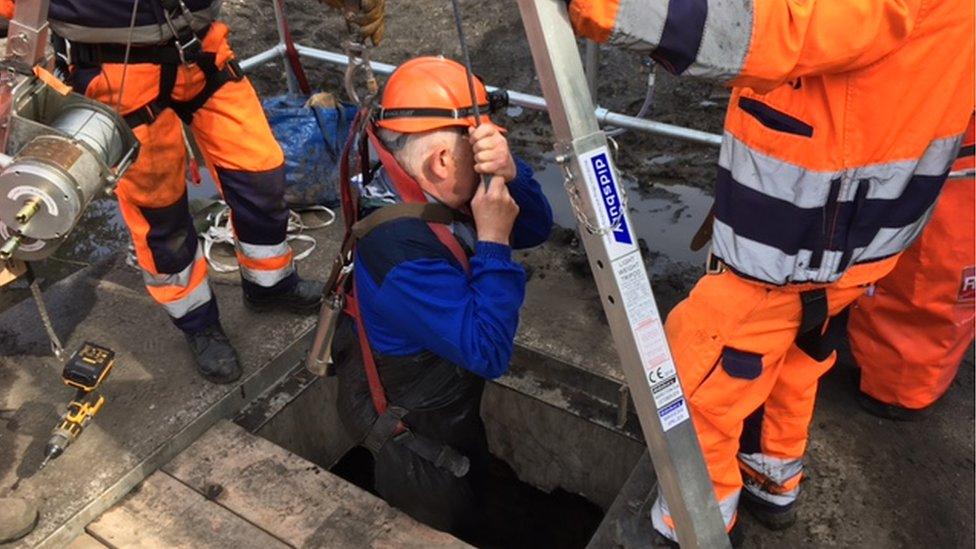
[535,160,711,266]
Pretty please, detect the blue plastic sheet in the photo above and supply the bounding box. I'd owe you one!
[263,94,359,208]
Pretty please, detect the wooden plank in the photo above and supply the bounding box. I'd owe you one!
[85,471,287,549]
[164,420,468,548]
[64,533,109,549]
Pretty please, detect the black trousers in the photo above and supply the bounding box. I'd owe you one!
[334,318,490,535]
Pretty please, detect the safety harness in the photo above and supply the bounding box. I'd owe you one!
[67,0,245,129]
[322,109,474,477]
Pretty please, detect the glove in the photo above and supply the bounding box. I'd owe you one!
[565,0,610,44]
[320,0,386,46]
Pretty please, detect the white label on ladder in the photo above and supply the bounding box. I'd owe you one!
[578,147,637,261]
[613,252,690,431]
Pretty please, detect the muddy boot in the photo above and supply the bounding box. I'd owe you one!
[0,497,38,543]
[185,324,242,384]
[652,524,743,548]
[243,278,324,315]
[857,392,930,421]
[740,489,796,531]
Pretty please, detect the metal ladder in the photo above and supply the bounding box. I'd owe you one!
[515,1,731,547]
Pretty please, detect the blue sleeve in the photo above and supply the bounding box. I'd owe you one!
[508,157,554,249]
[371,241,526,379]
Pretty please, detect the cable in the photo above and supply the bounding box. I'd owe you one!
[606,62,656,138]
[449,0,491,190]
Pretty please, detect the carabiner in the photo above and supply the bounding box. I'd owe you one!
[343,40,379,108]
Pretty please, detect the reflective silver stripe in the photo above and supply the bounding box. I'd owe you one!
[855,203,936,262]
[714,133,963,284]
[240,262,295,288]
[608,0,668,54]
[161,281,213,319]
[720,132,835,208]
[738,453,803,507]
[738,453,803,484]
[743,482,799,508]
[712,219,851,284]
[651,489,738,542]
[857,135,963,201]
[610,0,751,81]
[50,4,219,45]
[142,247,203,288]
[684,0,753,81]
[236,240,291,261]
[722,133,964,206]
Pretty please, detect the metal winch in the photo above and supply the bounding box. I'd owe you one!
[0,79,138,261]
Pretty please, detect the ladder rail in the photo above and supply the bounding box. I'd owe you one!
[515,1,731,547]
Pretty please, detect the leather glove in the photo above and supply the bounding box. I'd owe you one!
[320,0,386,46]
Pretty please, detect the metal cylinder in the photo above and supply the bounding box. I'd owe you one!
[0,103,128,261]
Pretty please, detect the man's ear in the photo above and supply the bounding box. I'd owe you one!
[424,144,452,182]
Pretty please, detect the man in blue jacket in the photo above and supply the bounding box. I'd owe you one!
[335,57,553,536]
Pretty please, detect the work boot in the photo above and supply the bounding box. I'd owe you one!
[0,497,38,543]
[243,278,324,315]
[857,392,930,421]
[652,524,743,548]
[184,324,242,384]
[740,489,797,531]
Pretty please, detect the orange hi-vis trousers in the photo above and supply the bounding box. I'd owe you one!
[71,23,295,333]
[848,130,975,411]
[650,259,898,539]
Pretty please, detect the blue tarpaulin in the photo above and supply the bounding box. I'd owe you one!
[263,94,359,208]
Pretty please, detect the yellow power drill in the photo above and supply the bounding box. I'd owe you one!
[39,343,115,470]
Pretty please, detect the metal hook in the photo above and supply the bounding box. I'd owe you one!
[343,40,379,108]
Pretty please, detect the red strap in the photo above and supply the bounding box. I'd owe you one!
[366,126,428,203]
[274,0,311,95]
[345,289,390,414]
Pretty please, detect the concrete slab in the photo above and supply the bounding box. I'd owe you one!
[0,220,338,548]
[86,472,287,549]
[163,420,467,548]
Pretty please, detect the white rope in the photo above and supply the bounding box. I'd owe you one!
[125,203,336,273]
[200,201,336,273]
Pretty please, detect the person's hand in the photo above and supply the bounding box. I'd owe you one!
[469,125,517,182]
[471,176,519,245]
[319,0,386,46]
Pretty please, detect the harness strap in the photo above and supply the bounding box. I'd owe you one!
[794,288,836,360]
[797,289,827,335]
[170,54,244,123]
[393,430,471,478]
[361,405,471,478]
[351,202,462,240]
[70,28,243,130]
[123,62,179,129]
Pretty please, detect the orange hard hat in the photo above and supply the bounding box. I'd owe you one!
[376,56,508,134]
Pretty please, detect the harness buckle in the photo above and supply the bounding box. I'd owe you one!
[706,251,725,275]
[175,34,203,66]
[224,58,245,82]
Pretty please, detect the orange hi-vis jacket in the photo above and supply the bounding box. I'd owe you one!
[570,0,975,286]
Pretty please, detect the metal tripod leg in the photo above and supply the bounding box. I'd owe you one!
[515,1,731,547]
